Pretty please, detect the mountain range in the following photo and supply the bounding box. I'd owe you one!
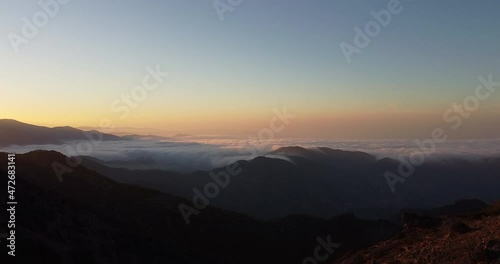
[81,146,500,220]
[0,151,400,263]
[1,120,499,262]
[0,119,122,147]
[1,151,498,263]
[2,119,500,220]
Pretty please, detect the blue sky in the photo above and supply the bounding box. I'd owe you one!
[1,0,499,138]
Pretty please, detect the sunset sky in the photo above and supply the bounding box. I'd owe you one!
[1,0,499,139]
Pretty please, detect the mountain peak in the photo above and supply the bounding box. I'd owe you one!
[269,146,312,156]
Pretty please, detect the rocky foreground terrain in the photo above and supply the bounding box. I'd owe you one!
[335,203,500,264]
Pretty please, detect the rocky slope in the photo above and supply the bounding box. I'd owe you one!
[335,203,500,264]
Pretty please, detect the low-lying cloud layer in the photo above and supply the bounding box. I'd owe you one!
[4,137,500,172]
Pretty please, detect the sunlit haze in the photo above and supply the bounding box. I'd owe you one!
[1,0,499,138]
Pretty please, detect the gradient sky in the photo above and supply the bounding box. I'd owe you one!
[1,0,499,139]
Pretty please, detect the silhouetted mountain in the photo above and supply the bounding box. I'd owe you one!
[270,146,376,169]
[390,199,490,226]
[0,119,123,147]
[121,134,169,140]
[406,199,489,217]
[81,147,500,220]
[0,151,400,264]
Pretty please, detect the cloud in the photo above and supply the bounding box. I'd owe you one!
[4,137,500,172]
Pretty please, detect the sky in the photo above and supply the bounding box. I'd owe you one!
[1,0,500,139]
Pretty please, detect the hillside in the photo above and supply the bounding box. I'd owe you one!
[335,203,500,264]
[80,146,500,220]
[0,151,400,263]
[0,119,122,147]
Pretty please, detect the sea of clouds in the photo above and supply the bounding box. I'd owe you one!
[4,137,500,172]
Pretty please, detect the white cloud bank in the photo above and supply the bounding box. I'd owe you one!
[4,137,500,172]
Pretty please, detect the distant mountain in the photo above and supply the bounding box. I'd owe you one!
[0,151,400,263]
[120,134,169,140]
[81,146,500,220]
[173,133,194,138]
[0,119,123,147]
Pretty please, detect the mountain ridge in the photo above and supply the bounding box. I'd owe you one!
[0,119,123,147]
[0,150,401,263]
[79,148,500,220]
